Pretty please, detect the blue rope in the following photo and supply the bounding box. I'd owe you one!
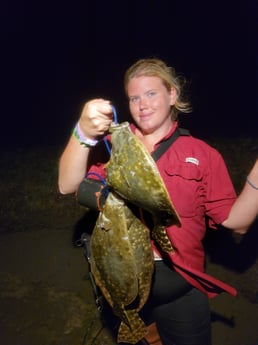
[103,104,118,155]
[85,172,109,197]
[86,172,107,186]
[84,106,118,201]
[104,138,111,155]
[111,104,118,124]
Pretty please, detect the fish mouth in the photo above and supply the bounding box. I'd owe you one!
[109,121,129,131]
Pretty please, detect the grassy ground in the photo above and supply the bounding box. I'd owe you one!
[0,136,257,345]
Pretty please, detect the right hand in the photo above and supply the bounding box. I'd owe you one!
[78,98,114,139]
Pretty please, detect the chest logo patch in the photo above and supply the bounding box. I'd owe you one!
[185,157,199,165]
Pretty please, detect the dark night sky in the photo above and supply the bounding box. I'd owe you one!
[1,0,257,147]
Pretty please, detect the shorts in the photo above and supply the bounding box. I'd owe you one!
[140,260,211,345]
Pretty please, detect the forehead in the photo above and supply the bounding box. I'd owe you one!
[127,75,164,95]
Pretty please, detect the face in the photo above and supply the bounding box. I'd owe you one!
[127,76,177,135]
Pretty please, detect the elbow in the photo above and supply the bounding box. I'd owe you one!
[221,219,250,235]
[58,185,70,195]
[58,179,77,195]
[233,227,249,235]
[58,178,66,194]
[59,187,69,195]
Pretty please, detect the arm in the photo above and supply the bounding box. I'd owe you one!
[58,99,113,194]
[222,159,258,234]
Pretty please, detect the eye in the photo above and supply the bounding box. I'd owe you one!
[129,96,139,103]
[147,90,156,98]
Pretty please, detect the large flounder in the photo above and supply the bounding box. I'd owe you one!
[106,122,181,253]
[90,191,154,344]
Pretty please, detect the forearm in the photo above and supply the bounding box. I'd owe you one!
[222,159,258,233]
[58,99,113,194]
[58,135,90,194]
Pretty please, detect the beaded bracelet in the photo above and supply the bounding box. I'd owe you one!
[246,177,258,190]
[73,122,98,148]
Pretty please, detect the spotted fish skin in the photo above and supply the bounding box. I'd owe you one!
[90,191,154,344]
[106,122,181,252]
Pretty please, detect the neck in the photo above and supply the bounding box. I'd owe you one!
[135,121,176,152]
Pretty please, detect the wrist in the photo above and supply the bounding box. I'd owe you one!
[246,176,258,190]
[246,158,258,189]
[73,122,98,148]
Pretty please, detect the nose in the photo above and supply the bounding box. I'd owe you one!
[139,96,148,110]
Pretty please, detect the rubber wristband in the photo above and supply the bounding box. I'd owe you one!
[73,122,98,147]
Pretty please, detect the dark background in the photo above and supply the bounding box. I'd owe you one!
[1,0,257,148]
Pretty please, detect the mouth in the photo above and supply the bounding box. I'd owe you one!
[139,113,152,122]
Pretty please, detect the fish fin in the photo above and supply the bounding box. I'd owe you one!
[117,310,147,344]
[152,224,174,253]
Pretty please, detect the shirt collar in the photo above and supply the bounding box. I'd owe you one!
[130,121,179,149]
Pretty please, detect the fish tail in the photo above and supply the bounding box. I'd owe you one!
[117,310,147,344]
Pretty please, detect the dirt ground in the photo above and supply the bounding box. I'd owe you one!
[0,216,258,345]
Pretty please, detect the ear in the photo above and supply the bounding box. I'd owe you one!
[169,87,177,105]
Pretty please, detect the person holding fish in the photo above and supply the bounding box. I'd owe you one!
[58,58,258,345]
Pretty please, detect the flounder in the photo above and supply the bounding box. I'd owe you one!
[106,122,181,252]
[90,191,154,344]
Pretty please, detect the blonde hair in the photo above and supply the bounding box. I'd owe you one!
[124,58,192,120]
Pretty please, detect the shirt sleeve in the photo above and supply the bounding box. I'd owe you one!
[87,139,110,179]
[203,149,237,228]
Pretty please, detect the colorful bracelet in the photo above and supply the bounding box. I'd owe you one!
[73,122,98,148]
[246,177,258,190]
